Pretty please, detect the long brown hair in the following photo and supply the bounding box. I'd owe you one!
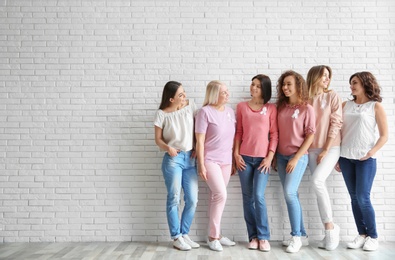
[276,70,308,110]
[306,65,332,99]
[158,81,182,110]
[349,72,382,102]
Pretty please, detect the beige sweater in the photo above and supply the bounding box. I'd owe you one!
[309,91,342,149]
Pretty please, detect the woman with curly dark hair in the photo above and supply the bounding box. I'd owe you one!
[336,72,388,251]
[275,70,315,253]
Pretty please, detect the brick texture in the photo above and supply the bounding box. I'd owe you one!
[0,0,394,242]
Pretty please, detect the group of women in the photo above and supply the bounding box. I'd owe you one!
[153,66,388,253]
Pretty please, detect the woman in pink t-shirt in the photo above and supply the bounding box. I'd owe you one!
[234,74,278,252]
[195,80,236,252]
[275,70,315,253]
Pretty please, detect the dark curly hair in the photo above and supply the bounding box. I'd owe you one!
[349,72,382,102]
[276,70,308,110]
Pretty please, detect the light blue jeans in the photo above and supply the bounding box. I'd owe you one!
[238,155,270,241]
[162,150,198,239]
[277,153,308,237]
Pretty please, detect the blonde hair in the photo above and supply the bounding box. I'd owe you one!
[306,65,332,98]
[202,80,224,106]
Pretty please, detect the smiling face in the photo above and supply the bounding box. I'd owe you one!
[250,78,262,99]
[170,85,186,108]
[318,68,331,90]
[217,84,229,105]
[282,75,297,98]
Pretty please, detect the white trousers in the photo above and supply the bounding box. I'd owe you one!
[308,146,340,224]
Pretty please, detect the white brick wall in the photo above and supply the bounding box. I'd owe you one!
[0,0,394,242]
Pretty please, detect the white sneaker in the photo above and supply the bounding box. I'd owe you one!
[173,236,191,251]
[183,235,200,248]
[325,224,340,251]
[347,235,366,249]
[363,236,378,251]
[283,236,309,247]
[286,236,302,253]
[219,236,236,246]
[207,239,223,251]
[317,237,326,249]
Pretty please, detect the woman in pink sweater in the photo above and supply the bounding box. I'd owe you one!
[234,74,278,252]
[306,65,342,251]
[276,70,315,253]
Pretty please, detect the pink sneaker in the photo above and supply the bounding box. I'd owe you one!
[259,240,271,252]
[248,238,258,250]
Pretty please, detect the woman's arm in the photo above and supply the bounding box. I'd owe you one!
[317,94,343,163]
[286,133,314,173]
[154,126,178,157]
[360,102,388,160]
[196,133,208,181]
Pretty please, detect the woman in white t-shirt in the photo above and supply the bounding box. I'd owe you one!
[336,72,388,251]
[154,81,199,251]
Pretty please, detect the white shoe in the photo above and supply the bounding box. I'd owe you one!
[219,236,236,246]
[347,235,366,249]
[283,236,309,246]
[286,236,302,253]
[183,235,200,248]
[363,236,378,251]
[317,237,326,249]
[207,239,223,251]
[325,224,340,251]
[173,236,191,251]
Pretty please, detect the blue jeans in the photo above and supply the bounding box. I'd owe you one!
[238,155,270,240]
[339,157,377,238]
[277,153,308,237]
[162,150,198,239]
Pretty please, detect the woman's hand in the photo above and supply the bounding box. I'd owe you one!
[271,156,277,172]
[167,146,179,157]
[198,164,208,181]
[334,162,341,172]
[316,149,328,164]
[234,153,246,171]
[258,157,272,174]
[286,157,298,174]
[231,163,237,176]
[360,150,374,161]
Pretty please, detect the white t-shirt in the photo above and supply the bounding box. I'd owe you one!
[154,100,197,152]
[340,101,377,159]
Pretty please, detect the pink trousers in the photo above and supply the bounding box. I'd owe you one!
[205,161,232,238]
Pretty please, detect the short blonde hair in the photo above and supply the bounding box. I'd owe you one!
[203,80,224,106]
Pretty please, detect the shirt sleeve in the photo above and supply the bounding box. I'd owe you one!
[195,108,208,134]
[268,104,279,153]
[304,105,316,136]
[234,103,243,141]
[153,110,164,129]
[328,92,343,139]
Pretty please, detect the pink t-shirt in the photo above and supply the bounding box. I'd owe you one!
[277,104,316,156]
[235,102,278,157]
[195,105,236,164]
